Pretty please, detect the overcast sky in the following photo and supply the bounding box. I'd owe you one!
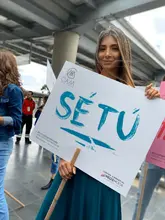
[18,62,46,92]
[126,6,165,57]
[19,6,165,92]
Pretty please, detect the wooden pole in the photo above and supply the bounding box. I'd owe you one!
[5,189,25,208]
[136,162,148,220]
[44,148,81,220]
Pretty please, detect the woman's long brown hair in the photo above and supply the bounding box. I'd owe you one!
[95,25,135,88]
[0,50,21,95]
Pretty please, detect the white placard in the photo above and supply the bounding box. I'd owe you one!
[46,60,56,92]
[31,62,165,196]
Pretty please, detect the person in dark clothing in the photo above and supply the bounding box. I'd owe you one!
[34,96,60,190]
[15,91,35,145]
[41,154,59,190]
[34,96,48,125]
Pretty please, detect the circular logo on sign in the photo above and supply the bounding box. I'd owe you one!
[67,68,77,79]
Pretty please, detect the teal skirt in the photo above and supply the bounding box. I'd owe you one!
[36,169,121,220]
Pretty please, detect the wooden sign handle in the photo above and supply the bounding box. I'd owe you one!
[5,190,25,208]
[136,162,148,220]
[44,148,81,220]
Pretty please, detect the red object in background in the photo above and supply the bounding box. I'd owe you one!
[22,98,35,115]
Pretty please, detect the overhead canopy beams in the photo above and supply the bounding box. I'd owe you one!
[0,0,163,84]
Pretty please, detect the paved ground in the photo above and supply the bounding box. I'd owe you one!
[6,138,165,220]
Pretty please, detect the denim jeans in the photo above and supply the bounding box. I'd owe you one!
[132,162,164,220]
[0,138,13,220]
[51,154,60,175]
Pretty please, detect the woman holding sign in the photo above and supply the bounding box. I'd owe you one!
[36,26,160,220]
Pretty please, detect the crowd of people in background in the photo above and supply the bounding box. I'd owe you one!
[0,24,164,220]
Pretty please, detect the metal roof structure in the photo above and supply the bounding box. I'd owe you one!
[0,0,165,85]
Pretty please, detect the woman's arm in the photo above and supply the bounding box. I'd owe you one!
[0,116,13,126]
[6,85,23,134]
[32,100,36,111]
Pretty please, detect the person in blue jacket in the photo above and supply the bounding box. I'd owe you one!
[0,50,23,219]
